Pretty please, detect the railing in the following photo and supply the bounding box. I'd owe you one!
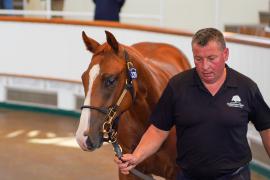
[0,9,162,22]
[0,74,83,111]
[0,0,165,26]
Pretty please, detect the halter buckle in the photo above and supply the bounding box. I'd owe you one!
[102,121,112,134]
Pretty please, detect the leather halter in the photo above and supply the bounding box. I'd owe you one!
[80,50,137,142]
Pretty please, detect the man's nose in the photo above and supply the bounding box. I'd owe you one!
[202,59,209,69]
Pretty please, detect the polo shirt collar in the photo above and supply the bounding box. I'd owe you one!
[225,64,238,88]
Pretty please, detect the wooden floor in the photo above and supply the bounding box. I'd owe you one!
[0,108,268,180]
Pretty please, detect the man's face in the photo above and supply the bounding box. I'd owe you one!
[192,41,229,84]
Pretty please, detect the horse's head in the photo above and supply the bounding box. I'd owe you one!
[76,31,138,151]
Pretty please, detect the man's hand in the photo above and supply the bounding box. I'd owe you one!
[114,154,138,174]
[114,125,169,175]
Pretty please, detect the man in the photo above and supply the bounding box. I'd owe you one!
[92,0,125,22]
[0,0,13,9]
[114,28,270,180]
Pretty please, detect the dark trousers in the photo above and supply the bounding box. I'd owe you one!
[177,165,250,180]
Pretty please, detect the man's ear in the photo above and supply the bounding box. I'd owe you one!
[224,47,229,61]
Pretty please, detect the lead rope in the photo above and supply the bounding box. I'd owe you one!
[110,136,155,180]
[104,87,155,180]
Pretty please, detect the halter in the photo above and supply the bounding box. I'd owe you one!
[80,50,137,143]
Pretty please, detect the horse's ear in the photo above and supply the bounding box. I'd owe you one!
[105,30,119,53]
[82,31,100,53]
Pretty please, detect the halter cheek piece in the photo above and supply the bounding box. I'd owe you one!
[80,50,137,143]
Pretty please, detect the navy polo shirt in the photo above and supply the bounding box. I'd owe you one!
[93,0,125,21]
[150,65,270,178]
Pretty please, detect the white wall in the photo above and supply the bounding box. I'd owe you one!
[219,0,269,27]
[107,0,270,31]
[0,21,192,81]
[0,22,88,81]
[0,21,269,106]
[124,0,269,31]
[226,43,270,106]
[163,0,216,31]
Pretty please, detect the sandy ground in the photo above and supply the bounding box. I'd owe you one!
[0,108,268,180]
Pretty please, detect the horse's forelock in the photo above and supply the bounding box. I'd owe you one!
[93,44,128,63]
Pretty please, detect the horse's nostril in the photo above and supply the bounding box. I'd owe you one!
[86,137,94,149]
[83,129,90,136]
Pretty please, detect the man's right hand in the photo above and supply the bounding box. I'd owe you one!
[114,154,138,174]
[113,125,169,175]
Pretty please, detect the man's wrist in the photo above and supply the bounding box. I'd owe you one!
[132,151,143,165]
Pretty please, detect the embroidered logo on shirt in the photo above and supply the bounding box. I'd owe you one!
[227,95,244,108]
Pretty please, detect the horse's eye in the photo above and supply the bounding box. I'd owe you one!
[104,76,117,87]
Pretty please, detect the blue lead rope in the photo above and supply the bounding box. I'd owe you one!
[112,141,123,159]
[111,141,155,180]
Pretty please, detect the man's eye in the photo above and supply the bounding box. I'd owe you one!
[104,76,117,87]
[208,56,217,61]
[195,57,202,62]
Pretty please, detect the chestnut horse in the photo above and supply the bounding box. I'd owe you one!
[76,31,190,180]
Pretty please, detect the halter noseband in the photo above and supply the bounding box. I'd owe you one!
[80,50,137,142]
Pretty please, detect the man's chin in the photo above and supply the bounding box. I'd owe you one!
[202,77,215,84]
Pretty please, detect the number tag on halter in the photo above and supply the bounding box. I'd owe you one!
[129,68,138,79]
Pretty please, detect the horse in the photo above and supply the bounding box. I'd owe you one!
[75,30,191,180]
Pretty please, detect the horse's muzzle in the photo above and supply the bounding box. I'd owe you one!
[85,136,103,151]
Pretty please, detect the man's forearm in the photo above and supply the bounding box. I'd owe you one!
[260,129,270,158]
[133,124,169,165]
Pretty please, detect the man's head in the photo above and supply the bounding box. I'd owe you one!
[192,28,226,50]
[191,28,229,84]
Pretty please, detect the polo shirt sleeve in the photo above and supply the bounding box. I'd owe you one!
[249,84,270,131]
[150,84,174,131]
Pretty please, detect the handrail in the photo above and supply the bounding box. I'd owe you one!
[0,15,193,36]
[0,73,81,84]
[0,16,269,48]
[0,10,162,21]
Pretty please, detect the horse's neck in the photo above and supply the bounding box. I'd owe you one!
[118,52,165,151]
[118,57,164,151]
[125,46,161,99]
